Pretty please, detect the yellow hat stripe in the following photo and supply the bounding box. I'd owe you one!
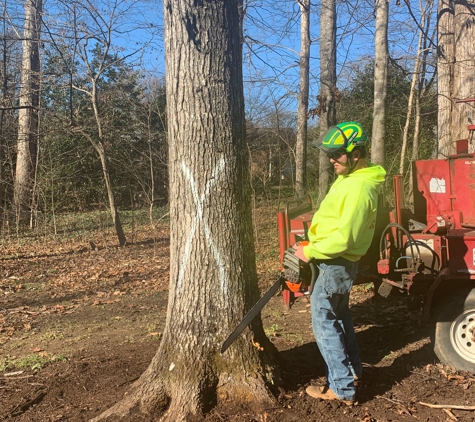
[322,128,345,147]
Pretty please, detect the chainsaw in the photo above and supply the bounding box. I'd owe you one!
[220,246,317,353]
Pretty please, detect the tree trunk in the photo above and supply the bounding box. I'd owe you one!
[437,0,455,157]
[96,142,126,246]
[451,0,475,151]
[80,130,127,247]
[295,0,310,197]
[89,62,126,246]
[317,0,337,205]
[437,0,475,156]
[414,0,435,162]
[92,1,280,420]
[400,17,424,175]
[0,4,8,213]
[372,0,388,167]
[13,0,42,216]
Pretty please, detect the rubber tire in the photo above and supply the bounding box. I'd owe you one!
[431,287,475,373]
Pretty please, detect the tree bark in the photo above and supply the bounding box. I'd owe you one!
[13,0,42,216]
[295,0,310,197]
[317,0,337,205]
[372,0,388,167]
[437,0,475,156]
[0,4,8,213]
[451,0,475,152]
[92,1,280,420]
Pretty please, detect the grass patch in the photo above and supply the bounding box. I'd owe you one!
[40,331,65,343]
[0,353,67,372]
[66,334,92,344]
[0,206,170,243]
[282,332,305,345]
[145,322,160,334]
[265,324,280,337]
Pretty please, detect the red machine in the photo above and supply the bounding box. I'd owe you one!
[278,130,475,372]
[277,195,314,309]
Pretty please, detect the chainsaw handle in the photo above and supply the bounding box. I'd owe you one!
[308,260,318,295]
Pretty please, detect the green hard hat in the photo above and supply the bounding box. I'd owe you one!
[313,121,368,155]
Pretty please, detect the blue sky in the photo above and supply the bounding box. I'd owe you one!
[3,0,431,125]
[241,0,436,125]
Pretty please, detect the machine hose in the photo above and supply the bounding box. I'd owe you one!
[379,222,422,263]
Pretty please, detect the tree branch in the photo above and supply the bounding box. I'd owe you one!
[419,401,475,410]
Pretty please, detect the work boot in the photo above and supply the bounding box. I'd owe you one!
[305,385,355,406]
[318,375,361,389]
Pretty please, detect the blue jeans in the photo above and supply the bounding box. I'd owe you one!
[310,257,361,401]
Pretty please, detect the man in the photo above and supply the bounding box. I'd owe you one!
[294,121,386,405]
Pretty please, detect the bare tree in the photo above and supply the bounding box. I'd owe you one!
[0,3,21,218]
[437,0,455,156]
[412,1,437,162]
[92,0,280,420]
[13,0,42,217]
[55,0,154,246]
[74,1,127,245]
[372,0,388,167]
[451,0,475,151]
[316,0,337,204]
[400,0,436,175]
[400,1,427,173]
[295,0,310,197]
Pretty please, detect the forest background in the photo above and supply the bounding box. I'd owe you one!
[0,0,440,241]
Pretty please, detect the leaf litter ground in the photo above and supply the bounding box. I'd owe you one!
[1,206,475,421]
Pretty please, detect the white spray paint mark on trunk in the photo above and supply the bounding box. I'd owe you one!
[177,159,228,294]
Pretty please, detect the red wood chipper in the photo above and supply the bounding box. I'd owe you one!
[278,108,475,372]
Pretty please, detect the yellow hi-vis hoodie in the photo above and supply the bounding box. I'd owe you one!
[303,163,386,262]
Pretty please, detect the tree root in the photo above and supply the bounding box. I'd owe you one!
[90,366,277,422]
[90,377,169,422]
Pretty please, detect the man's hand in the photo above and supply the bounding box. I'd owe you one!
[293,242,309,263]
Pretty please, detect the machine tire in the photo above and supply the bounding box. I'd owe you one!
[431,287,475,373]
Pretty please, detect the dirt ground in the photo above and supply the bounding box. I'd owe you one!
[2,208,475,421]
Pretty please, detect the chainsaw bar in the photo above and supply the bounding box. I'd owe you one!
[220,275,283,354]
[220,260,317,354]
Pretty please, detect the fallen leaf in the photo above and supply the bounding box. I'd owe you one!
[252,339,264,351]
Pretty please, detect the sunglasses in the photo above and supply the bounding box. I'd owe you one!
[326,148,346,161]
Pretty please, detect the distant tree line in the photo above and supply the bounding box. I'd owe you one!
[0,0,168,242]
[0,0,446,238]
[0,42,169,212]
